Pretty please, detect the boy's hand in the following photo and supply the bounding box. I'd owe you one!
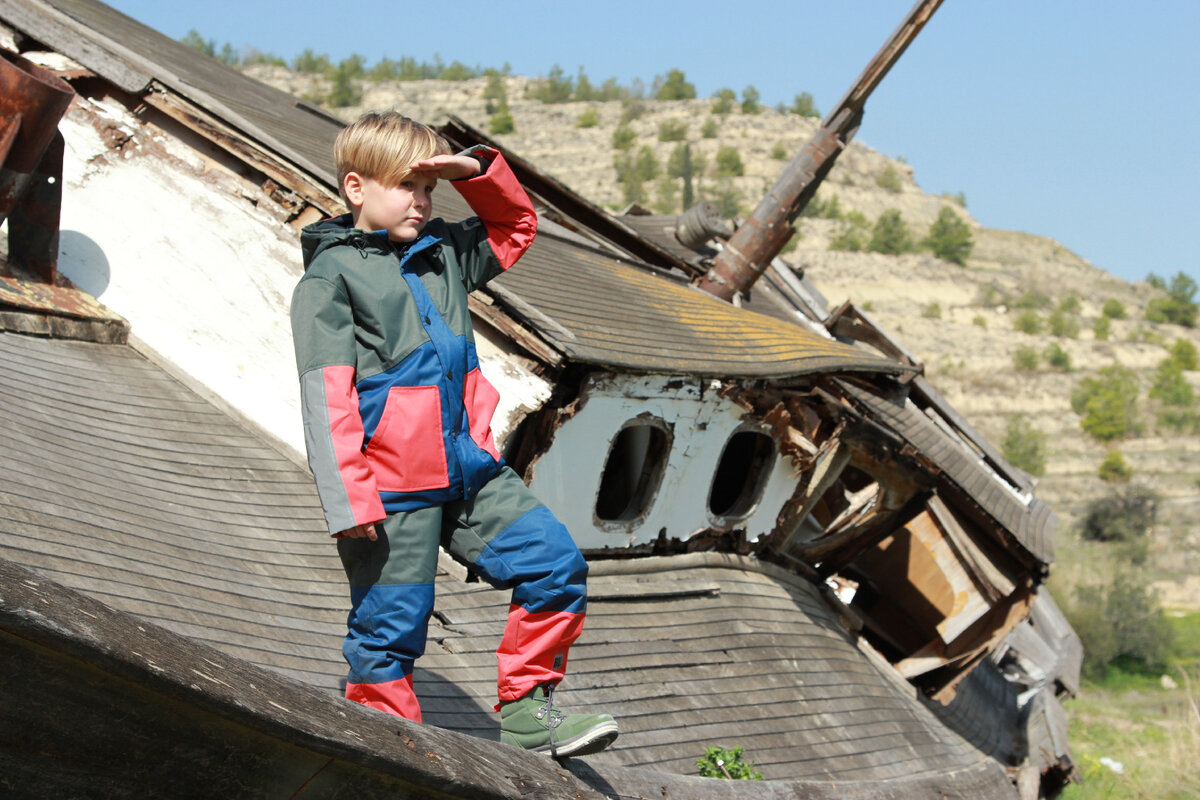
[339,522,379,541]
[409,154,482,181]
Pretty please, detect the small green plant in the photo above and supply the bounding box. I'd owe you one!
[700,118,718,138]
[657,118,688,142]
[769,142,788,160]
[829,212,869,252]
[1071,365,1141,441]
[1101,297,1127,319]
[1145,271,1198,327]
[612,125,636,151]
[575,107,599,128]
[656,68,696,100]
[1169,338,1199,370]
[1058,295,1082,314]
[921,302,942,319]
[1044,342,1072,370]
[1012,310,1043,335]
[1079,486,1159,543]
[1013,345,1039,372]
[697,745,764,780]
[488,107,515,135]
[1047,308,1080,338]
[867,209,914,255]
[1003,414,1046,476]
[972,315,987,328]
[789,91,820,118]
[715,146,744,177]
[710,88,736,115]
[1150,359,1194,407]
[921,206,973,266]
[1092,315,1112,341]
[529,64,574,103]
[1014,289,1053,310]
[740,85,761,114]
[1065,563,1173,680]
[875,163,902,193]
[1098,449,1133,483]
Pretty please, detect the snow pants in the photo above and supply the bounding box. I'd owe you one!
[337,466,588,722]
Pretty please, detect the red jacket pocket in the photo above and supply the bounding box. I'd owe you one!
[364,385,450,492]
[464,368,501,461]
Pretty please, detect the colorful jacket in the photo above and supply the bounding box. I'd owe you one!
[291,148,537,535]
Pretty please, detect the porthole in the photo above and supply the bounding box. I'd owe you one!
[595,417,672,524]
[708,429,776,521]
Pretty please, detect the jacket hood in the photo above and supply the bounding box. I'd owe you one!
[300,213,381,270]
[300,214,448,271]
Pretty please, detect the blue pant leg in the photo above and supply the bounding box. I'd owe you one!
[337,505,441,720]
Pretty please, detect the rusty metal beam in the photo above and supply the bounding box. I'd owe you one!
[694,0,944,303]
[0,48,74,283]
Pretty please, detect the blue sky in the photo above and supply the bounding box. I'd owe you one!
[105,0,1200,288]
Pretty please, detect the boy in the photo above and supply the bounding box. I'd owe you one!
[290,112,617,757]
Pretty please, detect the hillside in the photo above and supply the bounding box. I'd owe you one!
[249,68,1200,613]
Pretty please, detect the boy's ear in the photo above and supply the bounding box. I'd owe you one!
[343,171,365,209]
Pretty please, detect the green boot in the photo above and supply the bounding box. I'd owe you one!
[499,683,618,757]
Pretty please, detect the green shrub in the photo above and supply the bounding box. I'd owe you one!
[710,88,736,115]
[921,206,973,265]
[1169,338,1199,370]
[1143,272,1198,327]
[801,194,841,220]
[1157,406,1200,433]
[1066,566,1173,680]
[921,302,942,319]
[1101,297,1127,319]
[740,85,761,114]
[1012,310,1043,335]
[1098,449,1133,483]
[576,107,599,128]
[1092,315,1111,341]
[697,745,763,780]
[1044,342,1072,370]
[612,125,636,151]
[972,315,987,328]
[828,217,867,252]
[1003,415,1046,476]
[1079,485,1159,543]
[1013,289,1052,310]
[1013,346,1039,372]
[875,164,902,193]
[667,143,697,210]
[1150,359,1194,407]
[326,58,363,107]
[790,91,820,118]
[867,209,914,255]
[530,65,573,103]
[715,146,744,177]
[1058,295,1082,314]
[292,48,331,74]
[656,68,696,100]
[770,142,788,160]
[657,118,688,142]
[706,180,741,218]
[1071,365,1141,441]
[1047,308,1080,338]
[700,118,718,138]
[488,107,514,135]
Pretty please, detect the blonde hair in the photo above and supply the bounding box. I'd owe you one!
[334,112,451,198]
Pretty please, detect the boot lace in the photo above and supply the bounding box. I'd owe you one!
[532,682,565,756]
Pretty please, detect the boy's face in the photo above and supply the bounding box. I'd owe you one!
[346,171,436,242]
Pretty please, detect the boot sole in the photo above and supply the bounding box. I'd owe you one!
[535,720,620,758]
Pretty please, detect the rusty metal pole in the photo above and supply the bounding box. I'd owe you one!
[694,0,944,304]
[0,49,75,283]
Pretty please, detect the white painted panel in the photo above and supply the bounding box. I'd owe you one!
[529,374,800,550]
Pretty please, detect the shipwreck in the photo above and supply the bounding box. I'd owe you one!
[0,0,1080,797]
